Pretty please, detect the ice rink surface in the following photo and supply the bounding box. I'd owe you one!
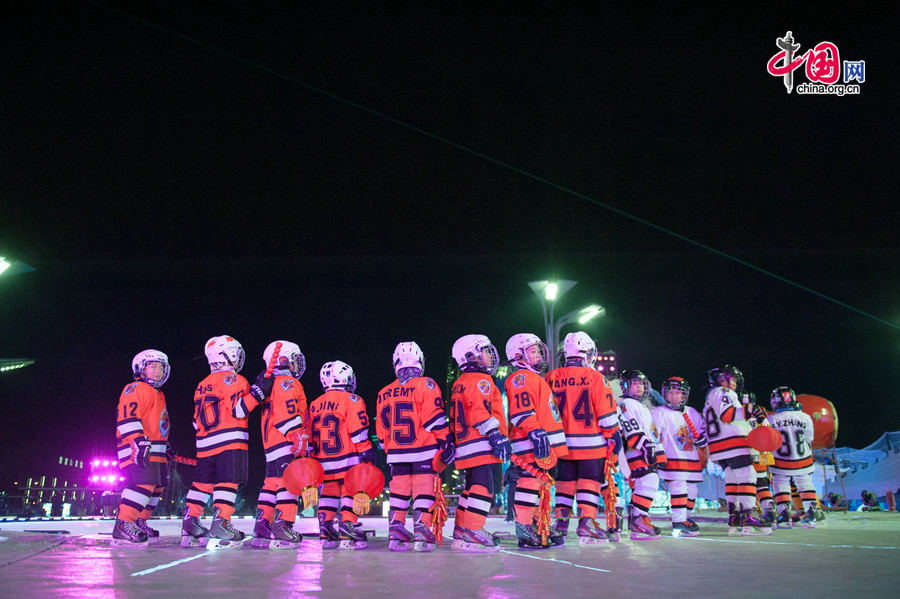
[1,511,898,598]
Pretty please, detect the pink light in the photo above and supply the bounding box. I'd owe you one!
[93,459,100,467]
[119,476,125,481]
[91,475,99,482]
[102,460,109,467]
[100,476,108,482]
[112,461,117,466]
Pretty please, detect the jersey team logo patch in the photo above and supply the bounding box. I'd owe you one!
[124,382,138,395]
[426,379,435,389]
[280,379,294,391]
[159,409,171,437]
[512,373,526,388]
[477,379,491,395]
[349,394,360,403]
[224,373,237,386]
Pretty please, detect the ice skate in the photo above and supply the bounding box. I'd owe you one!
[388,516,415,552]
[453,527,500,553]
[727,512,741,536]
[338,516,368,550]
[800,507,816,529]
[791,508,804,523]
[412,511,436,552]
[671,519,700,538]
[180,515,210,548]
[318,513,340,549]
[776,509,793,529]
[268,519,303,549]
[629,514,661,540]
[762,509,777,529]
[576,518,609,546]
[452,524,466,540]
[740,511,774,536]
[207,517,246,549]
[111,519,149,547]
[514,522,547,550]
[251,516,275,549]
[134,518,159,544]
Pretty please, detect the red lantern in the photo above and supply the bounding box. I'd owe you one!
[283,458,324,506]
[797,394,839,449]
[748,426,782,452]
[344,463,385,515]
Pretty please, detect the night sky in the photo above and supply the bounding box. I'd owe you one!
[1,3,897,488]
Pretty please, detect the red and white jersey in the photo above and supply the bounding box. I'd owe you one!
[376,376,449,465]
[702,386,751,462]
[505,369,568,462]
[651,405,706,482]
[116,381,169,467]
[618,397,664,471]
[308,390,373,479]
[192,371,253,459]
[450,372,507,469]
[258,374,307,463]
[767,409,814,476]
[545,366,618,459]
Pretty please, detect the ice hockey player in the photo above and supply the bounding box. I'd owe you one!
[651,376,707,537]
[504,333,568,549]
[767,387,820,528]
[182,335,273,549]
[251,341,308,549]
[744,391,777,526]
[112,350,172,546]
[309,360,375,549]
[449,334,510,553]
[617,370,664,540]
[702,364,772,536]
[376,342,453,552]
[545,332,620,545]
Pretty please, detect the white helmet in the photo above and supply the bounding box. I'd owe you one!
[505,333,549,373]
[320,360,356,392]
[452,334,499,374]
[132,349,170,389]
[393,341,424,377]
[563,331,597,366]
[263,340,305,378]
[204,335,245,373]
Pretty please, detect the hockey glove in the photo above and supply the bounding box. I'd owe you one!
[486,429,511,461]
[641,443,657,467]
[131,435,152,468]
[249,368,275,402]
[609,430,623,455]
[528,429,550,460]
[289,431,310,457]
[437,438,456,465]
[359,448,376,464]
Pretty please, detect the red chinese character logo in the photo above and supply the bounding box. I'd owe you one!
[805,42,840,83]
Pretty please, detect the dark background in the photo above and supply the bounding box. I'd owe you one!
[1,3,897,489]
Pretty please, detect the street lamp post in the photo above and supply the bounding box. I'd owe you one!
[528,281,605,370]
[528,280,576,360]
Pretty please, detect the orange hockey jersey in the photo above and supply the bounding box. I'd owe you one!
[505,369,568,462]
[450,372,508,469]
[116,381,169,467]
[192,371,253,459]
[376,376,449,465]
[257,375,307,463]
[308,390,373,480]
[545,366,619,459]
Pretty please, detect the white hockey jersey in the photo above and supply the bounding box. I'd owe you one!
[702,386,751,462]
[767,409,814,476]
[618,397,664,472]
[651,404,706,482]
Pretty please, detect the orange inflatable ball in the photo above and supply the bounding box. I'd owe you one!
[748,426,782,452]
[797,394,839,449]
[283,457,324,496]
